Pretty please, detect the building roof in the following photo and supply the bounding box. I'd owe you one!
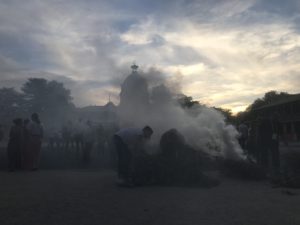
[78,102,116,113]
[253,93,300,111]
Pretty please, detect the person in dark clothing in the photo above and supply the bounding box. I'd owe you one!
[7,118,23,171]
[238,123,248,150]
[113,126,153,185]
[257,117,273,168]
[270,114,281,176]
[257,114,282,179]
[82,120,94,166]
[22,119,31,169]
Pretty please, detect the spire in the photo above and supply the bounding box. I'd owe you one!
[131,62,139,73]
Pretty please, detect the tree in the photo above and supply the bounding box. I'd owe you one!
[235,90,292,123]
[177,95,201,108]
[246,91,290,111]
[213,107,235,124]
[22,78,74,114]
[0,88,27,124]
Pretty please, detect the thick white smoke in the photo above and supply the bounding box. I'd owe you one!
[117,69,244,160]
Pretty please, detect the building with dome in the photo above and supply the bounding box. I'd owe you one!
[118,64,150,126]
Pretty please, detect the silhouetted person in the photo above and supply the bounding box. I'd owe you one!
[82,120,94,166]
[270,114,281,177]
[238,122,248,150]
[113,126,153,186]
[257,117,272,168]
[74,118,85,157]
[7,118,23,171]
[246,122,259,162]
[27,113,43,170]
[22,119,31,169]
[61,120,73,150]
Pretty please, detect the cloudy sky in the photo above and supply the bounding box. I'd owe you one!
[0,0,300,113]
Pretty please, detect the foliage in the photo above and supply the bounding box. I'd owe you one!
[0,78,75,128]
[235,90,291,123]
[22,78,74,114]
[213,107,235,124]
[0,88,27,124]
[177,95,201,108]
[246,91,290,111]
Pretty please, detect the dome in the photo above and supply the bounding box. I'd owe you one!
[119,70,149,108]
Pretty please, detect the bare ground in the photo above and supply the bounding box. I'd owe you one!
[0,170,299,225]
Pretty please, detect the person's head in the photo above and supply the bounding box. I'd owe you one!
[31,113,40,123]
[142,126,153,139]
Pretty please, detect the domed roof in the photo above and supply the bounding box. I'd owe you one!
[119,68,149,108]
[104,101,116,111]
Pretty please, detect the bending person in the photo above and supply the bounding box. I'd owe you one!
[113,126,153,186]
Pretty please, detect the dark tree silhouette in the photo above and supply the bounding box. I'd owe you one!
[246,91,290,111]
[22,78,74,114]
[213,107,234,124]
[235,90,292,123]
[177,95,201,108]
[0,88,27,123]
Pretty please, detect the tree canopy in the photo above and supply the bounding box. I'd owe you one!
[0,78,74,126]
[177,95,201,108]
[246,91,290,111]
[22,78,74,113]
[0,88,27,122]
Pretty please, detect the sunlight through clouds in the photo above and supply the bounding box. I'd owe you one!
[0,0,299,112]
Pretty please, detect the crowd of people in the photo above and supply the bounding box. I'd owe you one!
[6,113,43,171]
[1,110,295,187]
[47,119,116,166]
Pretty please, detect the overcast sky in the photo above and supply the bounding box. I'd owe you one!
[0,0,300,113]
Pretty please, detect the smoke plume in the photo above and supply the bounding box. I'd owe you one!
[117,68,244,160]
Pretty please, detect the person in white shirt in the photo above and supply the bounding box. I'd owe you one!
[113,126,153,185]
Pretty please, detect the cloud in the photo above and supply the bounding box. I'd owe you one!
[0,0,299,113]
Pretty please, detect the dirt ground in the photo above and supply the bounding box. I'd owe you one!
[0,170,299,225]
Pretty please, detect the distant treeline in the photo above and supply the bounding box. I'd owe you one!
[0,77,293,127]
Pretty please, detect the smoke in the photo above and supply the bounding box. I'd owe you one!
[117,68,244,160]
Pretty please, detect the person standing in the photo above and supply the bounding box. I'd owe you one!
[257,117,273,168]
[7,118,23,171]
[27,113,43,170]
[238,122,248,150]
[82,120,94,166]
[22,119,31,169]
[270,114,281,177]
[113,126,153,186]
